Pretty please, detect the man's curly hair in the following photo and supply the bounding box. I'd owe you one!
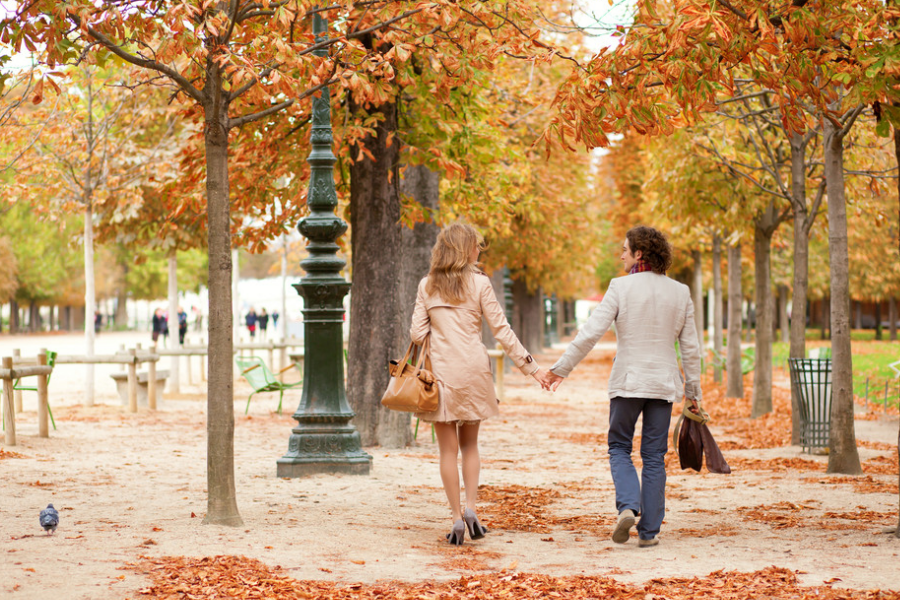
[626,226,672,274]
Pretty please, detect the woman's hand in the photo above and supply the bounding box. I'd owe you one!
[532,368,564,391]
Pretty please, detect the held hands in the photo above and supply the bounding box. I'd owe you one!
[531,367,565,392]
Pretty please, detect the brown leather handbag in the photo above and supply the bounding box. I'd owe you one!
[381,337,440,413]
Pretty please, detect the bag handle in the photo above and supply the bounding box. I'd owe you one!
[414,336,431,370]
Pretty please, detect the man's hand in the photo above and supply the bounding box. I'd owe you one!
[685,397,700,415]
[544,370,565,392]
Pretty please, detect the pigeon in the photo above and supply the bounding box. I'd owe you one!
[39,504,59,535]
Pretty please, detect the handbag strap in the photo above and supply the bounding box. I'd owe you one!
[399,341,417,367]
[414,336,431,369]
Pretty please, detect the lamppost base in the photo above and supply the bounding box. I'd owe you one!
[276,424,372,478]
[276,458,372,478]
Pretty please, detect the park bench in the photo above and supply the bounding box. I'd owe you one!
[110,369,170,407]
[235,356,302,415]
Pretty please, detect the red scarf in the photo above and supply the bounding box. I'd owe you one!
[630,260,652,274]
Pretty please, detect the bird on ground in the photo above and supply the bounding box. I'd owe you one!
[39,504,59,535]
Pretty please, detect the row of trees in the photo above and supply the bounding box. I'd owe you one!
[5,0,898,532]
[3,1,606,525]
[549,0,900,482]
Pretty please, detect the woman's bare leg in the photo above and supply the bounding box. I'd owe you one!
[458,422,481,511]
[434,422,462,521]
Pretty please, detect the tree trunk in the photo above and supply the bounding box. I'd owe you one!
[9,299,17,333]
[854,300,862,330]
[84,203,96,407]
[823,112,862,475]
[49,305,55,331]
[778,285,789,344]
[347,95,403,448]
[752,223,775,418]
[28,300,38,332]
[692,250,704,354]
[511,279,543,352]
[727,243,744,398]
[713,234,724,383]
[875,302,883,341]
[168,250,180,393]
[745,301,753,343]
[399,164,440,346]
[890,298,897,341]
[203,99,242,526]
[789,132,813,444]
[395,164,440,448]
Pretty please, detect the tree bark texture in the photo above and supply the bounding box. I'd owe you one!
[168,251,180,393]
[203,98,243,526]
[822,113,862,475]
[692,250,704,354]
[511,279,543,352]
[347,95,404,448]
[752,223,775,418]
[713,234,724,383]
[727,243,744,399]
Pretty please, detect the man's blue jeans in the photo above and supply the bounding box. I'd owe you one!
[608,397,673,540]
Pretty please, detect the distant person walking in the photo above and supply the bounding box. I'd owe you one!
[151,308,167,345]
[177,307,188,345]
[246,308,258,339]
[94,310,103,334]
[410,222,548,546]
[543,226,704,548]
[258,308,269,340]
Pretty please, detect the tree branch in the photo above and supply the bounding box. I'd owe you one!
[66,12,205,105]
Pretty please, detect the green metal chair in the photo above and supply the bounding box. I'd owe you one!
[235,356,302,415]
[4,350,57,431]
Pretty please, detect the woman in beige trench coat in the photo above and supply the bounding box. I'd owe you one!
[410,223,547,545]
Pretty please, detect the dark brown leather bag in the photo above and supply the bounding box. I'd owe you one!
[381,337,439,413]
[673,404,731,474]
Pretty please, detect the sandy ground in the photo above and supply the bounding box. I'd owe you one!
[1,332,899,599]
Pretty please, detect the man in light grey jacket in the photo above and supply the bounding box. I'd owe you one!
[543,226,702,548]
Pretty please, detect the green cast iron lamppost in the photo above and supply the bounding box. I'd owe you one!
[277,11,372,477]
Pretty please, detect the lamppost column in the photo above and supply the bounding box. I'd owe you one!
[276,11,372,477]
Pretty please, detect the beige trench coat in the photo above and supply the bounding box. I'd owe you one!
[409,270,539,423]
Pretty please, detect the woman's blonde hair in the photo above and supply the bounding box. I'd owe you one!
[426,223,485,304]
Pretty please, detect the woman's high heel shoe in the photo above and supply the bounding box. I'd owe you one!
[446,519,466,546]
[463,508,489,540]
